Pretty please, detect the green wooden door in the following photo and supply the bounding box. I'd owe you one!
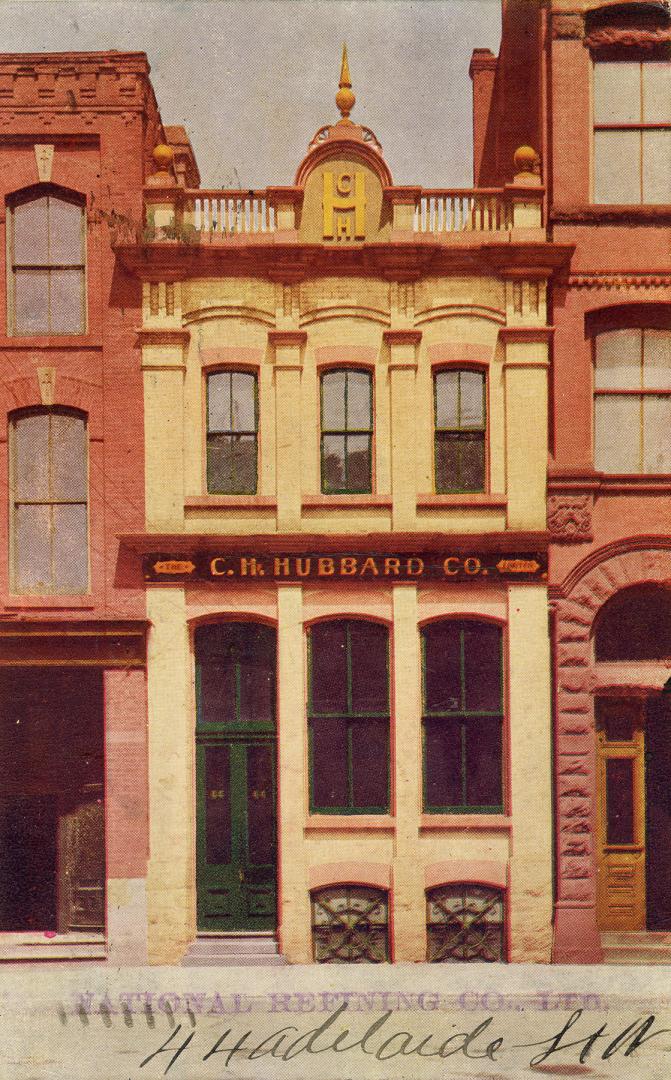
[195,623,277,932]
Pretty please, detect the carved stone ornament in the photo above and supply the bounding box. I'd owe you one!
[552,13,584,40]
[548,495,593,543]
[585,26,671,49]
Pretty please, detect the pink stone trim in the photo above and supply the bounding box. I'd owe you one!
[427,342,494,365]
[308,862,391,891]
[314,345,378,366]
[424,860,507,890]
[199,346,263,367]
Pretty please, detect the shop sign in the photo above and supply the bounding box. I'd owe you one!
[143,551,547,584]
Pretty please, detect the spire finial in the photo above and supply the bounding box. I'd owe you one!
[336,43,355,121]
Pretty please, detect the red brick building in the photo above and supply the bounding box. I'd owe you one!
[473,0,671,963]
[0,51,164,962]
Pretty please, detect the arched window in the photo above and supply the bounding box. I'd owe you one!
[307,619,389,812]
[594,327,671,473]
[206,371,258,494]
[8,188,86,335]
[594,584,671,661]
[426,884,505,962]
[311,885,389,962]
[320,369,372,493]
[433,369,486,493]
[422,620,503,812]
[9,408,88,594]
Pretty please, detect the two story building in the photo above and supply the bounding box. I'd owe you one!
[114,50,571,965]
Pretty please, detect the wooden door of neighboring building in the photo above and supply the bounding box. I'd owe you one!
[596,698,646,931]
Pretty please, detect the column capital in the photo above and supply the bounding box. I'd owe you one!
[268,330,307,347]
[383,329,422,346]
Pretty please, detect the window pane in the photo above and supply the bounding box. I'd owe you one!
[50,413,87,500]
[643,131,671,204]
[13,414,49,500]
[463,623,502,712]
[321,371,346,429]
[230,372,256,431]
[351,719,388,808]
[246,745,274,864]
[349,622,388,713]
[48,199,84,266]
[238,646,275,725]
[230,435,257,493]
[50,269,84,333]
[458,435,486,492]
[465,718,502,807]
[435,371,459,429]
[606,758,635,845]
[198,661,236,724]
[595,395,641,472]
[14,269,49,334]
[595,329,642,390]
[311,718,348,808]
[424,718,462,807]
[345,434,371,491]
[594,130,640,204]
[52,504,88,592]
[643,329,671,388]
[424,622,461,712]
[643,396,671,472]
[459,371,485,428]
[14,503,51,592]
[435,432,459,493]
[310,622,347,714]
[207,435,233,493]
[643,61,671,124]
[322,434,346,491]
[13,197,49,265]
[205,746,231,864]
[345,371,371,430]
[207,373,232,432]
[594,62,640,124]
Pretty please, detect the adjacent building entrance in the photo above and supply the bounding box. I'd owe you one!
[0,668,105,933]
[195,623,277,932]
[596,696,671,932]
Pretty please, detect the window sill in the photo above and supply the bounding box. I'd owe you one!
[417,493,507,508]
[420,814,511,831]
[4,595,95,610]
[305,815,395,831]
[0,335,102,349]
[185,495,277,508]
[302,494,393,508]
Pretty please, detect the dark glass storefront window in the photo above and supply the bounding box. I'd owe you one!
[308,620,389,812]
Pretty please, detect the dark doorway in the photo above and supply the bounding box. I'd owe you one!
[0,668,105,933]
[645,694,671,931]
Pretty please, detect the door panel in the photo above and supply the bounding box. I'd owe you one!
[596,698,646,931]
[197,739,276,931]
[645,696,671,930]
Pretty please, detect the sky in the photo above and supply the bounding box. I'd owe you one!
[0,0,502,189]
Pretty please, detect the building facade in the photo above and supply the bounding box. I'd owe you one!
[0,51,163,962]
[475,0,671,963]
[111,51,572,965]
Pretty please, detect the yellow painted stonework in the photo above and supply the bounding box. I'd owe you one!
[136,82,559,965]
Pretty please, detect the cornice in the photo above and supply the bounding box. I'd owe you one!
[552,205,671,225]
[568,272,671,290]
[114,238,575,281]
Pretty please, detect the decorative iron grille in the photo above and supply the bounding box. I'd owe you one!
[311,885,389,963]
[426,883,505,962]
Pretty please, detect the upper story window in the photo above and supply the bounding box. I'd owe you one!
[593,59,671,203]
[206,371,258,494]
[8,188,86,335]
[434,369,486,493]
[320,369,372,493]
[594,326,671,472]
[308,619,389,813]
[9,408,88,594]
[422,620,503,813]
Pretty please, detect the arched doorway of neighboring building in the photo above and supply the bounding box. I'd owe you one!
[594,585,671,932]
